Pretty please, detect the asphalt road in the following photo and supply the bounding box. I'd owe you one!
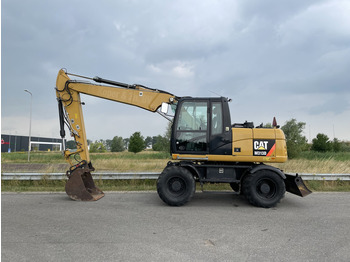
[2,192,350,262]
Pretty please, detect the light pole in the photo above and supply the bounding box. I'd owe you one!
[24,89,32,162]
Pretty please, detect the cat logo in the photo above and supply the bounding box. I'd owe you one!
[254,141,268,151]
[253,139,275,156]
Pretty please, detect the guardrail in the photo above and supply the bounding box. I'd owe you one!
[2,172,350,181]
[1,172,160,181]
[295,173,350,181]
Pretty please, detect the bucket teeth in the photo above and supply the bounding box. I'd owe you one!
[65,164,104,201]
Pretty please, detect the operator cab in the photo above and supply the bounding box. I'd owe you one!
[171,97,232,155]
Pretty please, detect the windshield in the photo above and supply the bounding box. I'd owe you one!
[176,101,207,131]
[174,101,208,152]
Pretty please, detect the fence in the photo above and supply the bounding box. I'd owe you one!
[2,172,350,181]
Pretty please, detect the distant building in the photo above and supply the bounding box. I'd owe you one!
[1,134,64,153]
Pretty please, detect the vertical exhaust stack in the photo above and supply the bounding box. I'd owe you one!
[273,117,277,127]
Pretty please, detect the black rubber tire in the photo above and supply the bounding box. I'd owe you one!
[229,182,240,192]
[157,166,195,206]
[242,170,286,208]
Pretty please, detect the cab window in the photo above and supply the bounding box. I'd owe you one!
[211,102,223,135]
[175,101,208,152]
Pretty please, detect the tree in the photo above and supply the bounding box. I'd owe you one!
[281,119,307,158]
[152,122,172,152]
[311,133,332,152]
[66,140,77,149]
[105,139,112,151]
[145,136,153,149]
[111,136,125,152]
[152,135,169,151]
[128,132,145,153]
[340,141,350,152]
[332,138,341,152]
[165,121,172,140]
[89,141,106,153]
[123,138,130,149]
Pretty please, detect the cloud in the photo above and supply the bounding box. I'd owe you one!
[308,95,350,115]
[147,61,194,78]
[2,0,350,141]
[277,0,350,45]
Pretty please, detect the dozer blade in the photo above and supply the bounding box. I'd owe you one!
[284,173,312,197]
[65,168,104,201]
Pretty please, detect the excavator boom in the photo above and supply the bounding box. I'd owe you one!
[55,69,177,200]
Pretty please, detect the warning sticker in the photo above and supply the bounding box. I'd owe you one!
[253,139,276,156]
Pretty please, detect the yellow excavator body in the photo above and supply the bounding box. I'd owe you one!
[173,127,287,163]
[55,69,311,206]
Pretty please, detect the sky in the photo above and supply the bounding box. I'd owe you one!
[2,0,350,142]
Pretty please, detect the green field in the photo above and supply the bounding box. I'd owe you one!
[2,151,350,192]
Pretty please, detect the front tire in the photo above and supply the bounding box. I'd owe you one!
[242,170,285,208]
[157,166,195,206]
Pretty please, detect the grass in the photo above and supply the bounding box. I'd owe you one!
[91,151,171,160]
[272,158,350,174]
[1,151,64,163]
[272,151,350,174]
[304,180,350,192]
[2,179,68,192]
[1,179,157,192]
[2,150,350,192]
[3,179,349,193]
[1,151,170,172]
[298,151,350,161]
[1,151,170,163]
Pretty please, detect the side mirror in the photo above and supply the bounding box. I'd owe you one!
[161,102,169,114]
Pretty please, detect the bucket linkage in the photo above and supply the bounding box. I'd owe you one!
[65,161,104,201]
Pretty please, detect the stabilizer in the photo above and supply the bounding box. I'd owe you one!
[285,173,312,197]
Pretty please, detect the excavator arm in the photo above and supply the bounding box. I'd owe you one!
[55,69,177,200]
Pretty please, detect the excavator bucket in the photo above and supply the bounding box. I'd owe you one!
[284,173,312,197]
[65,167,104,201]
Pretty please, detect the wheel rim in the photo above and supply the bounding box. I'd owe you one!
[256,178,277,199]
[168,177,186,196]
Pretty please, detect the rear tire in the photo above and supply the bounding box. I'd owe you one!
[242,170,285,208]
[157,166,195,206]
[229,182,240,192]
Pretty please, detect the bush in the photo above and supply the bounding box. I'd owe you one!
[111,136,125,152]
[66,140,77,149]
[89,141,106,153]
[128,132,145,154]
[332,138,341,152]
[340,141,350,152]
[311,133,332,152]
[152,122,172,152]
[152,135,169,152]
[281,119,307,158]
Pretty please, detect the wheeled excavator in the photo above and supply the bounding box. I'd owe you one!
[56,69,311,207]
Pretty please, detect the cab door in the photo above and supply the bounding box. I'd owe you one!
[172,100,209,154]
[209,99,232,155]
